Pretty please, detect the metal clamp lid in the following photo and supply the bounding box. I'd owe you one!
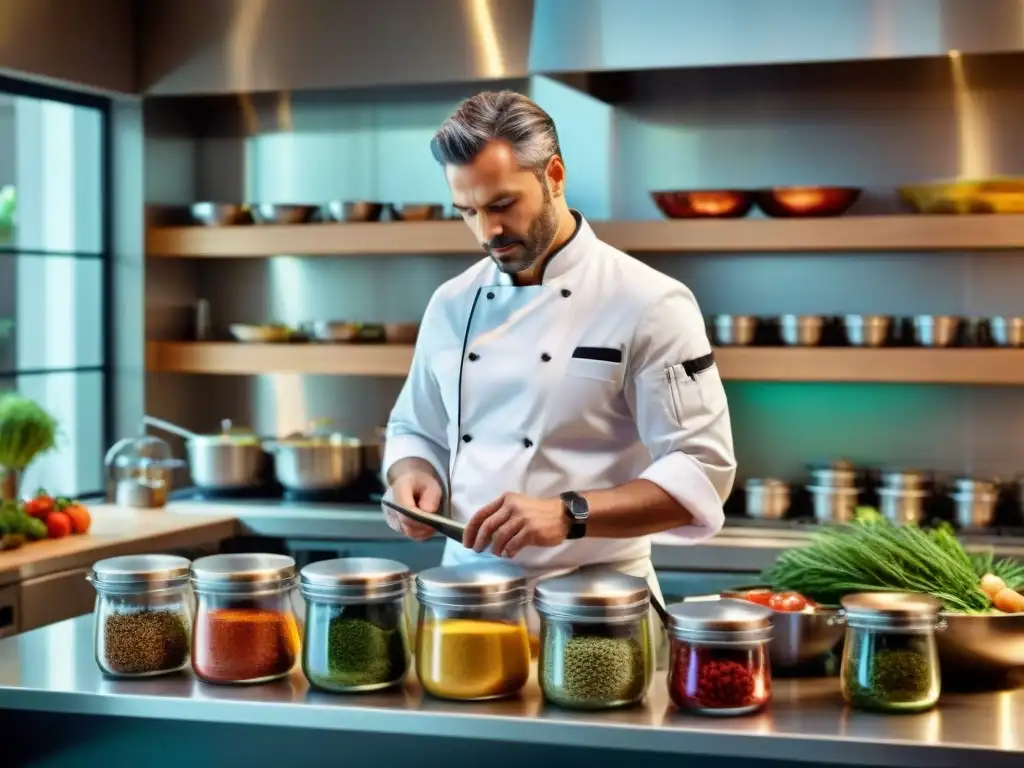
[534,572,649,622]
[299,557,409,602]
[89,554,191,592]
[190,553,297,593]
[667,598,773,643]
[416,562,527,608]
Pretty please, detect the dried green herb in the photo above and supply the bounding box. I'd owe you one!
[541,624,648,707]
[305,604,407,690]
[843,634,935,711]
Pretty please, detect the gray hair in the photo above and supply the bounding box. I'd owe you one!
[430,91,562,175]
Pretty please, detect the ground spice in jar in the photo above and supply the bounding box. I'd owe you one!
[843,635,933,711]
[542,625,648,705]
[671,642,770,713]
[193,608,300,683]
[417,618,530,700]
[102,610,189,675]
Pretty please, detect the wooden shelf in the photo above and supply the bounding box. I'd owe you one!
[145,342,1024,385]
[145,215,1024,258]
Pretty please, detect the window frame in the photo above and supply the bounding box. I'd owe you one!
[0,73,112,497]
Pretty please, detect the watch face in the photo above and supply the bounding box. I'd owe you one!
[563,492,587,520]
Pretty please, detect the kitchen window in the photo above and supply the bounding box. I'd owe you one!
[0,76,110,498]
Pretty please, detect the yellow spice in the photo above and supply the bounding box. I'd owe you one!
[417,618,531,699]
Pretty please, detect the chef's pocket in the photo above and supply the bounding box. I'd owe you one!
[667,359,728,430]
[565,357,625,386]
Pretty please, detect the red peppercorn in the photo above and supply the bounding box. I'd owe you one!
[669,641,770,714]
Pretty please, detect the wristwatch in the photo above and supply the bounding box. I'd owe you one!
[560,491,589,540]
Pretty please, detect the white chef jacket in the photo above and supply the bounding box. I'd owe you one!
[382,211,736,571]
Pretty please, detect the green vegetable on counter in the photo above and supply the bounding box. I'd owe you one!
[763,511,1022,613]
[0,393,58,470]
[0,500,47,540]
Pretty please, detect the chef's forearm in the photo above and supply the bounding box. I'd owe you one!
[580,479,695,538]
[386,456,442,486]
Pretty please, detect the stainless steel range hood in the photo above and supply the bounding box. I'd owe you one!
[138,0,534,96]
[530,0,1024,74]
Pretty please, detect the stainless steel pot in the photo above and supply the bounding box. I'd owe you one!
[264,426,363,492]
[843,315,892,347]
[808,460,858,490]
[710,315,757,346]
[951,479,997,528]
[878,487,927,525]
[745,478,790,520]
[913,315,961,347]
[808,484,860,523]
[779,315,824,346]
[989,316,1024,348]
[879,469,928,493]
[145,416,268,491]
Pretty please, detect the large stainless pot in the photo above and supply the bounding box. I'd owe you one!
[145,416,268,491]
[264,424,363,492]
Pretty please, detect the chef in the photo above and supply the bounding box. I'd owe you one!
[381,91,736,656]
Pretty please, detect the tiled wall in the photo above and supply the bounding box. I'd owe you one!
[144,59,1024,483]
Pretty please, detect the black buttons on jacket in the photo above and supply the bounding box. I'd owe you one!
[486,291,495,299]
[523,438,534,448]
[468,352,479,361]
[561,289,572,298]
[462,434,473,443]
[541,353,551,362]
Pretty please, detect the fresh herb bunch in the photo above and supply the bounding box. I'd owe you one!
[0,393,58,469]
[763,511,1017,613]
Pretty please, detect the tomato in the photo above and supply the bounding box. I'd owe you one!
[741,589,774,607]
[63,504,91,535]
[45,511,73,539]
[769,592,808,612]
[24,494,54,518]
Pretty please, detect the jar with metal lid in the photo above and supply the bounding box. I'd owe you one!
[667,598,773,716]
[535,572,653,710]
[300,557,411,693]
[415,563,531,701]
[839,592,942,713]
[190,553,301,685]
[89,554,193,678]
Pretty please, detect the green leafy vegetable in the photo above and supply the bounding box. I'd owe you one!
[0,393,58,469]
[763,513,1018,613]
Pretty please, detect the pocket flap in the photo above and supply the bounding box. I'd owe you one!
[572,346,623,363]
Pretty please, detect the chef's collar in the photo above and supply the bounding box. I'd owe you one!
[492,210,593,287]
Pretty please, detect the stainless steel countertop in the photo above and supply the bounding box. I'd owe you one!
[0,615,1021,766]
[165,500,1024,573]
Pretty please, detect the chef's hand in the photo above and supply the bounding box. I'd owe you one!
[464,493,567,558]
[385,462,443,542]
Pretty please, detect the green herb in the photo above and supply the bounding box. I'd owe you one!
[0,500,47,539]
[304,604,408,690]
[763,513,997,612]
[844,633,934,711]
[0,393,58,470]
[541,624,649,707]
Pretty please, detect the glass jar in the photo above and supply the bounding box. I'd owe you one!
[667,598,773,716]
[190,553,301,685]
[415,563,531,701]
[839,592,942,713]
[89,554,193,678]
[300,557,411,693]
[536,572,653,710]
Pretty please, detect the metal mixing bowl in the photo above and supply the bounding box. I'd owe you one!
[251,204,320,224]
[190,202,253,226]
[938,612,1024,680]
[718,589,845,671]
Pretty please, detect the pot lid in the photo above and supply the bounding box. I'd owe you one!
[416,562,527,607]
[299,557,409,601]
[667,598,773,642]
[190,553,296,592]
[840,592,941,629]
[534,571,649,621]
[90,554,191,591]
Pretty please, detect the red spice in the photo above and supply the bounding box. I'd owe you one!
[670,641,770,713]
[192,607,299,684]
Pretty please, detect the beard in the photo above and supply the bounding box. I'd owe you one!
[486,186,559,276]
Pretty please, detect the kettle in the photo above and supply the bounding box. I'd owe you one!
[104,433,186,509]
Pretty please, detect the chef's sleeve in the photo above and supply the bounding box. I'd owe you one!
[626,286,736,541]
[381,297,451,492]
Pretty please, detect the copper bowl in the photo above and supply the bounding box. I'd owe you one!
[389,204,445,222]
[651,190,754,219]
[755,187,861,218]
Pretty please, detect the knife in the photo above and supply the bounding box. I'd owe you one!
[381,498,467,543]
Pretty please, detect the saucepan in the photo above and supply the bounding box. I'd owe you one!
[144,416,269,492]
[264,419,364,492]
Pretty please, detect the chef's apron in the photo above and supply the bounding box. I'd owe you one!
[407,555,669,671]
